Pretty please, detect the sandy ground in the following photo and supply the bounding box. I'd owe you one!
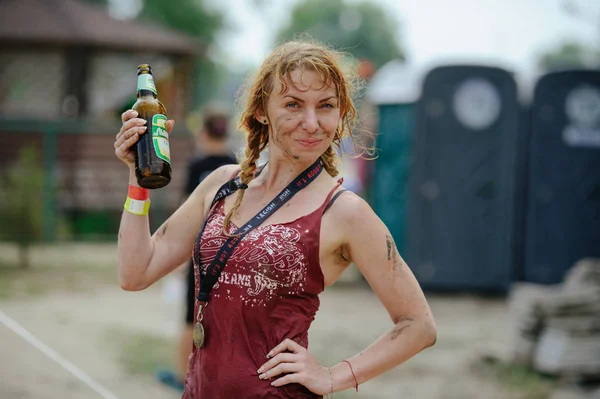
[0,243,594,399]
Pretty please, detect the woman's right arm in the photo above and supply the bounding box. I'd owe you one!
[114,110,237,291]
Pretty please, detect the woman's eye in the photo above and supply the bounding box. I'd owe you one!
[285,102,298,108]
[320,103,334,109]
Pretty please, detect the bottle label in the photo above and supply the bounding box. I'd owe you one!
[152,114,171,164]
[137,74,157,94]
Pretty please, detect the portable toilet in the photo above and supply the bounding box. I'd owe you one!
[366,60,424,255]
[407,64,522,291]
[524,70,600,284]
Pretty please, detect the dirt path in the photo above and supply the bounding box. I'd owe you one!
[2,243,585,399]
[1,276,516,399]
[0,284,180,399]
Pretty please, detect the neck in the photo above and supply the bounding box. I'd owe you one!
[260,153,320,191]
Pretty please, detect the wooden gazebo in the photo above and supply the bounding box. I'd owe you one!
[0,0,202,240]
[0,0,201,119]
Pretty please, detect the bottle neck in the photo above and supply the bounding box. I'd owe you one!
[137,89,157,99]
[137,73,158,98]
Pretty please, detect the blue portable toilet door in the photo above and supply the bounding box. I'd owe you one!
[525,70,600,284]
[371,104,414,255]
[408,66,521,291]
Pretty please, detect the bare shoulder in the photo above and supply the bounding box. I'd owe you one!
[326,189,376,226]
[205,164,240,186]
[190,164,238,195]
[187,164,239,212]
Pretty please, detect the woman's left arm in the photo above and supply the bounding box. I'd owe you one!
[258,194,436,394]
[326,194,437,391]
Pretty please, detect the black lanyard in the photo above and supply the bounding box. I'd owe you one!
[194,158,323,303]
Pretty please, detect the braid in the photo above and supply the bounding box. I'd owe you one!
[320,145,339,177]
[222,128,266,236]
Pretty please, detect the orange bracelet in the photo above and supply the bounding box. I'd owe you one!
[128,184,149,201]
[342,360,359,392]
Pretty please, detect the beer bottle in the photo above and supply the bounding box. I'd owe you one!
[132,64,171,189]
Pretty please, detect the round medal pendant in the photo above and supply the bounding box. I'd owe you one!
[193,321,205,348]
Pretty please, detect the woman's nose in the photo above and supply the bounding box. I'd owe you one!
[302,109,318,133]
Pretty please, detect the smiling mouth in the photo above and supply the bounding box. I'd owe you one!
[297,139,322,147]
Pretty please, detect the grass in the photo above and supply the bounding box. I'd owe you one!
[103,327,176,376]
[472,356,558,399]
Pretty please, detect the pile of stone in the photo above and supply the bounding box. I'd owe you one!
[508,258,600,380]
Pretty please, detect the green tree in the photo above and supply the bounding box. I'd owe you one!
[0,147,44,269]
[138,0,222,41]
[538,42,590,72]
[138,0,225,107]
[276,0,404,67]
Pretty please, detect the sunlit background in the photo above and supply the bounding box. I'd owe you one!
[1,0,599,398]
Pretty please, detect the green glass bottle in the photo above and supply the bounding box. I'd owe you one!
[132,64,171,189]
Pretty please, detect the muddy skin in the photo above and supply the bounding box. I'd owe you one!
[385,234,402,271]
[386,234,397,261]
[156,221,169,238]
[391,318,414,340]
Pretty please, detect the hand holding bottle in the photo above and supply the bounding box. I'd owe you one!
[114,109,174,170]
[114,64,174,189]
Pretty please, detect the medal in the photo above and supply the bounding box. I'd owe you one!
[193,303,206,348]
[193,321,205,348]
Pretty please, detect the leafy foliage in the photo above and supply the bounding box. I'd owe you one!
[138,0,225,108]
[276,0,404,67]
[138,0,223,42]
[538,41,592,72]
[0,147,44,268]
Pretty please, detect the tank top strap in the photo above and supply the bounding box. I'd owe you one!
[317,178,344,213]
[229,168,241,179]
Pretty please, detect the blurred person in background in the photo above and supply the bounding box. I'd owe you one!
[157,107,237,392]
[114,40,436,398]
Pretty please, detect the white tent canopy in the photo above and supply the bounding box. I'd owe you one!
[366,59,424,105]
[366,57,532,105]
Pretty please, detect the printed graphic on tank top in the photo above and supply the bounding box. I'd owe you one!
[183,181,343,399]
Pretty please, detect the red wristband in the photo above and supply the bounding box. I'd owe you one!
[343,360,359,392]
[128,184,149,201]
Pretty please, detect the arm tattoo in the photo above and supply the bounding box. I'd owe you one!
[156,220,169,238]
[386,234,402,271]
[391,318,413,340]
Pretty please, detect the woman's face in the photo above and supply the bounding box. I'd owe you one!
[259,68,341,161]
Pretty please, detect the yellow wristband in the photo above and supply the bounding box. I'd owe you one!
[124,197,151,216]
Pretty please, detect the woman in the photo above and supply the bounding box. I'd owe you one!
[115,41,436,399]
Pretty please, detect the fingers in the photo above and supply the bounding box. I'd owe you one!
[258,361,302,380]
[271,373,302,387]
[114,114,146,162]
[257,353,296,375]
[115,129,139,151]
[258,339,306,384]
[121,109,138,123]
[259,340,328,393]
[267,338,304,358]
[118,117,146,139]
[166,119,175,134]
[115,123,146,149]
[114,131,140,160]
[115,112,147,161]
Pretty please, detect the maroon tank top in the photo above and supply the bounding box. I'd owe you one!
[182,180,343,399]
